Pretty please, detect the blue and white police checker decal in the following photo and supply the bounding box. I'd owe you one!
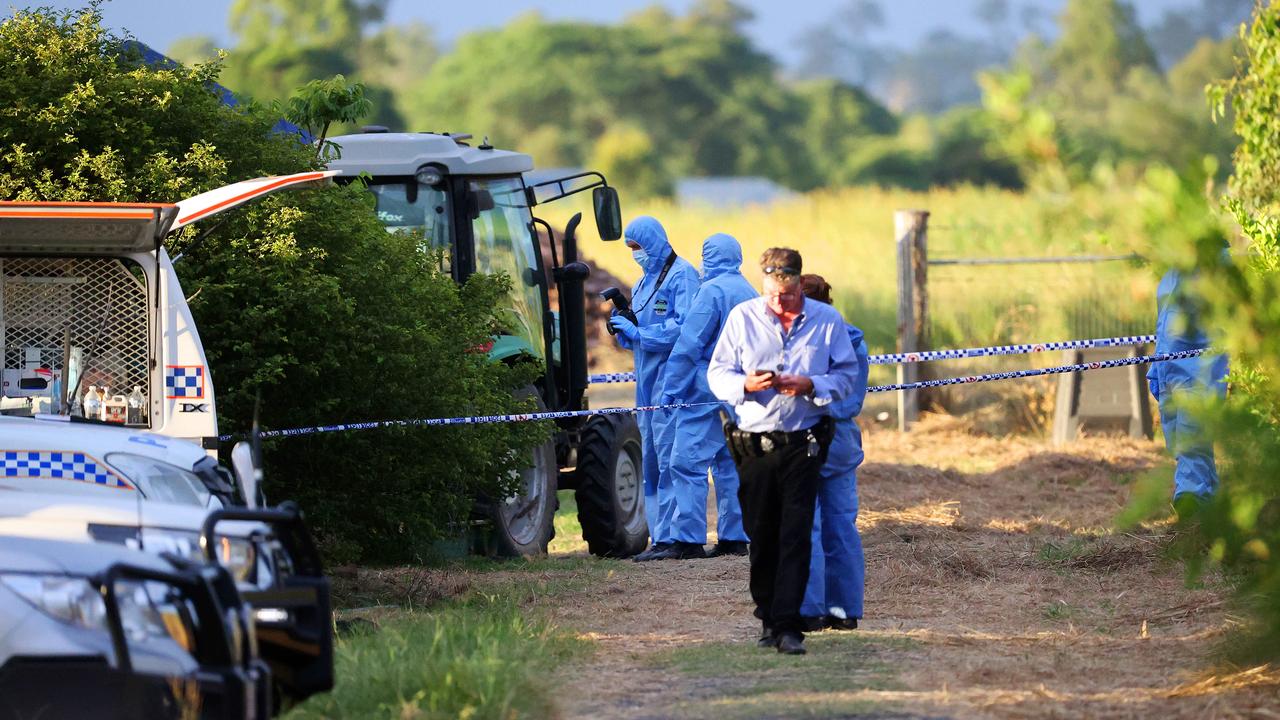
[165,365,205,400]
[654,299,669,315]
[1,451,133,490]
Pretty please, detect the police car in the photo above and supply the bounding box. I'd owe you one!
[0,533,271,719]
[0,416,334,706]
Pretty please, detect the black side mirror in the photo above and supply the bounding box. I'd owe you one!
[467,182,496,219]
[593,186,622,240]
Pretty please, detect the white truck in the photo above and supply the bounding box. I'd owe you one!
[0,172,339,708]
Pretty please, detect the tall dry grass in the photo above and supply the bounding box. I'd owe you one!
[545,183,1157,391]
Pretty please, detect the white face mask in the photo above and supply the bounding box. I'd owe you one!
[632,249,649,266]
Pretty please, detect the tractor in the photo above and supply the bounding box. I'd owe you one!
[327,127,647,558]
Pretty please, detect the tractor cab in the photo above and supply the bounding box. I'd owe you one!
[0,172,335,449]
[328,129,648,559]
[328,128,621,413]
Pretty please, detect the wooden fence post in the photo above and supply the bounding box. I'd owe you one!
[895,209,930,431]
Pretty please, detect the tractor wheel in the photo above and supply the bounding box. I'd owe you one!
[490,390,558,557]
[574,413,648,557]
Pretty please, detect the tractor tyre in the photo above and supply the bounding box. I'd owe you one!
[490,389,558,557]
[574,413,648,558]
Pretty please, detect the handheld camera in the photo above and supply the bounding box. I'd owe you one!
[600,287,638,335]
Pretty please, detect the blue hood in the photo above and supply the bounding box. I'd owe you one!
[624,216,673,272]
[701,233,744,280]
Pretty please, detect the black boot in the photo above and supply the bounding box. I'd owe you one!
[645,541,708,560]
[825,615,858,631]
[708,540,749,557]
[757,622,778,649]
[776,631,806,655]
[801,616,828,632]
[632,543,672,562]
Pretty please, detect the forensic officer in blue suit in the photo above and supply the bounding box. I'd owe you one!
[1145,268,1229,515]
[797,275,870,630]
[609,216,701,560]
[655,233,759,560]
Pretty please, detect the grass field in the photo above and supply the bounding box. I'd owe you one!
[280,419,1280,719]
[545,184,1158,384]
[284,550,616,719]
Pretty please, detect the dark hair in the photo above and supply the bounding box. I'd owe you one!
[800,274,832,304]
[758,247,802,274]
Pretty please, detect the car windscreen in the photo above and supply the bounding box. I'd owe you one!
[104,453,212,506]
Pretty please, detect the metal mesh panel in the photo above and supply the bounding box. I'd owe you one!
[0,257,150,415]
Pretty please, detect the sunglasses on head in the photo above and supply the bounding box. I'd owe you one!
[762,265,800,278]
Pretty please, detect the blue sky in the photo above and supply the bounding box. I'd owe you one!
[34,0,1194,69]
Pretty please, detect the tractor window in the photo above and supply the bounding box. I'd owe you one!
[471,177,545,362]
[367,180,452,272]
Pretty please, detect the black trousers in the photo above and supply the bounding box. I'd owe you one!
[735,441,823,636]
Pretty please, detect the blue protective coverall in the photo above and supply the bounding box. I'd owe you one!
[1145,269,1229,500]
[612,216,700,545]
[801,324,870,621]
[658,234,759,545]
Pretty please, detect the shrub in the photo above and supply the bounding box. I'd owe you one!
[1127,4,1280,661]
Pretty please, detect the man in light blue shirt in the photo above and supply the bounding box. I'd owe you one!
[708,247,861,655]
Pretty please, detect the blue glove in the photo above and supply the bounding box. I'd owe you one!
[1147,377,1160,402]
[660,393,678,406]
[609,315,639,342]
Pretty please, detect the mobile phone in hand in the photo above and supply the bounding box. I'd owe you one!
[752,369,776,379]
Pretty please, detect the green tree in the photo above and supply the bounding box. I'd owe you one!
[588,124,674,199]
[793,78,897,188]
[170,0,424,132]
[166,34,218,66]
[981,0,1238,184]
[220,0,364,103]
[356,20,438,127]
[399,9,825,195]
[1128,1,1280,662]
[0,6,543,563]
[279,74,373,158]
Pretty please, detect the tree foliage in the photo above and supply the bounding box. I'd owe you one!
[164,0,1246,197]
[1127,2,1280,662]
[980,0,1240,187]
[0,6,544,564]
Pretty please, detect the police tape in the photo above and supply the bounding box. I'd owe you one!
[586,333,1159,384]
[219,348,1203,442]
[216,399,724,442]
[869,348,1203,393]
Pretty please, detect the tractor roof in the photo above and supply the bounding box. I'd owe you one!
[328,131,534,177]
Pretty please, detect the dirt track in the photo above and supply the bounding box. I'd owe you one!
[545,418,1280,719]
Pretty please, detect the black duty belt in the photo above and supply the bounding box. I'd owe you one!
[724,416,834,461]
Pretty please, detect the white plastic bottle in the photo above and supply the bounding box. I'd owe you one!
[83,385,101,419]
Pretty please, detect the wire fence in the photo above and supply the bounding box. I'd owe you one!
[894,210,1156,432]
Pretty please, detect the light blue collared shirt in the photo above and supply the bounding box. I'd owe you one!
[707,296,859,433]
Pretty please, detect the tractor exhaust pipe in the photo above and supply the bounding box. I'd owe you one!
[553,213,590,409]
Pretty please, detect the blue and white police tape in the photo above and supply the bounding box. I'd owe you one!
[870,333,1156,366]
[870,347,1203,393]
[217,399,723,442]
[222,348,1203,442]
[586,333,1159,385]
